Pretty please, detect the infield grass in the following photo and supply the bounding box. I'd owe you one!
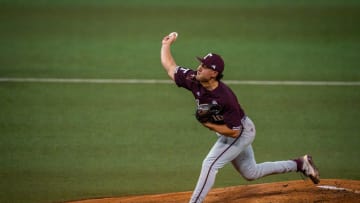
[1,83,359,203]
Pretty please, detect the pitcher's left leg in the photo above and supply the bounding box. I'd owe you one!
[190,133,254,203]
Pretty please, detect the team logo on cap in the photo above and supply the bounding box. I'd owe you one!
[204,53,213,59]
[196,52,224,74]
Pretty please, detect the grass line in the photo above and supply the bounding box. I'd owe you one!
[0,77,360,86]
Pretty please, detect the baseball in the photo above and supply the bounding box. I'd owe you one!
[169,32,178,40]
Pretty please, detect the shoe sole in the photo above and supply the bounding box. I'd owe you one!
[305,155,320,184]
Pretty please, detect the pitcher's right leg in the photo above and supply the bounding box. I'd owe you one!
[232,145,297,181]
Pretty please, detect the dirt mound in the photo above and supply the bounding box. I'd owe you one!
[69,179,360,203]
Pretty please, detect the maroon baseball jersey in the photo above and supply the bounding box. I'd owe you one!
[174,66,245,130]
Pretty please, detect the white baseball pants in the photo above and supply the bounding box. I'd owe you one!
[189,117,297,203]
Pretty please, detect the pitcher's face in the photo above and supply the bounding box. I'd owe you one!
[196,64,218,82]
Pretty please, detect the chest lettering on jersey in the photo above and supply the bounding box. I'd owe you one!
[195,99,200,107]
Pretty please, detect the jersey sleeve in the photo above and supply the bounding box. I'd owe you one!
[174,66,197,91]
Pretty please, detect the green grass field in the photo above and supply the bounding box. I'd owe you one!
[1,1,360,203]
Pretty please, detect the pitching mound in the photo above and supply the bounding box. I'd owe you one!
[68,179,360,203]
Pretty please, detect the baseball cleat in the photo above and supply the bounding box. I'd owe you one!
[297,155,320,184]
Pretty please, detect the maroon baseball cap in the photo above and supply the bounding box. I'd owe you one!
[196,53,224,74]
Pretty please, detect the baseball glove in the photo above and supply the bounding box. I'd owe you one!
[195,103,224,123]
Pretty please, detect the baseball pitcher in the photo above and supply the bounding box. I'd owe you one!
[160,32,320,203]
